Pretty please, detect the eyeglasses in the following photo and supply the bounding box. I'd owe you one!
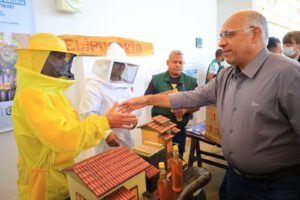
[219,26,255,40]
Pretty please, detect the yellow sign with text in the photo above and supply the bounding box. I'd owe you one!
[59,35,153,56]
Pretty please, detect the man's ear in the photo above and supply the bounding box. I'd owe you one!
[296,43,300,50]
[252,26,262,44]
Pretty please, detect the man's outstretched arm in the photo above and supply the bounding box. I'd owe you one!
[119,93,171,112]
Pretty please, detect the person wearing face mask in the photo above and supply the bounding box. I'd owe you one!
[205,48,225,83]
[79,43,140,153]
[12,33,137,200]
[282,31,300,62]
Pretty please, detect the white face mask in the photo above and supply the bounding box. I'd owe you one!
[283,47,297,57]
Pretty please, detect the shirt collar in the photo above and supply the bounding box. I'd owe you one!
[163,71,184,83]
[241,48,269,79]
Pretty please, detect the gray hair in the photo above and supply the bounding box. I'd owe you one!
[245,11,269,45]
[168,50,184,59]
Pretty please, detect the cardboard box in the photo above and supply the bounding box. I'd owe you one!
[205,105,221,145]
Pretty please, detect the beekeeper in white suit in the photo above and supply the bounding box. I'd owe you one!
[79,42,140,153]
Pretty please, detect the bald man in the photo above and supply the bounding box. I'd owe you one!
[120,10,300,199]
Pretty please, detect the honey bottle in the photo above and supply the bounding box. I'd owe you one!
[157,162,172,200]
[170,145,183,192]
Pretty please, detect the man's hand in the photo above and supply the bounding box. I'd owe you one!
[171,107,199,121]
[171,108,186,115]
[171,109,185,121]
[118,96,150,113]
[106,132,120,147]
[105,102,138,129]
[171,107,199,115]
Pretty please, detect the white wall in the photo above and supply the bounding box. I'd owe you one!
[268,22,290,41]
[0,0,218,199]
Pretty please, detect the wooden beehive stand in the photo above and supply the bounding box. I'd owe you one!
[134,115,180,171]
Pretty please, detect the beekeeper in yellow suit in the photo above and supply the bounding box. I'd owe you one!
[12,33,137,200]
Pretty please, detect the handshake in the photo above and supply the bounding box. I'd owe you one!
[105,91,185,147]
[104,101,138,147]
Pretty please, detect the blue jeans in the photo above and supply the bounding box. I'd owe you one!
[172,128,186,159]
[220,165,300,200]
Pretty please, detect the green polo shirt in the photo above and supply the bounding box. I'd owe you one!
[205,58,224,83]
[145,71,197,128]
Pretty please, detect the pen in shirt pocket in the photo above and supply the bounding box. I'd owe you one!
[182,83,185,91]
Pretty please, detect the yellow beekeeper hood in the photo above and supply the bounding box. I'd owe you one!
[16,33,76,90]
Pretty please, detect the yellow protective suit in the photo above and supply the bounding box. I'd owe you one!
[12,34,109,200]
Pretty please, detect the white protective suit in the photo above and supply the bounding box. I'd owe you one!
[79,43,140,153]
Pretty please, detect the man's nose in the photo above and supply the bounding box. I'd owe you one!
[218,38,227,48]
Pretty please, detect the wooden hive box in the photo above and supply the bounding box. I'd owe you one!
[138,115,180,170]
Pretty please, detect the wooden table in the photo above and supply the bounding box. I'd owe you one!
[186,123,227,169]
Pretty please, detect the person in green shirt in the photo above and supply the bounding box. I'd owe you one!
[205,48,225,83]
[144,50,198,158]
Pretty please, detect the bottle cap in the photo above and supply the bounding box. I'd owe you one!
[158,162,165,169]
[173,145,179,151]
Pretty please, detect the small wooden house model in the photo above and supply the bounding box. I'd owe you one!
[64,146,159,200]
[138,115,180,168]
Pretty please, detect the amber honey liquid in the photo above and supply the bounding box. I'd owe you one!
[171,154,183,192]
[157,170,172,200]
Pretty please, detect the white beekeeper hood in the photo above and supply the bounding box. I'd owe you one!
[92,43,139,88]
